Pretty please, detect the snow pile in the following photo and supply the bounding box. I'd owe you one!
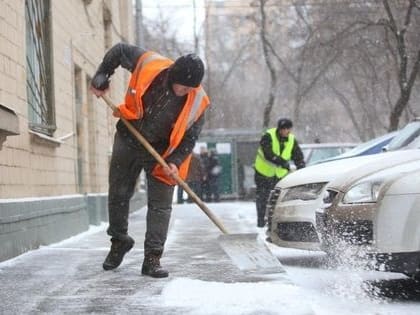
[160,277,313,315]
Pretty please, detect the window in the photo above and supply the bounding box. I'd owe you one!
[25,0,55,135]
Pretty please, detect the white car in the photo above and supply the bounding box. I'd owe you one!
[266,121,420,251]
[316,159,420,277]
[266,150,420,250]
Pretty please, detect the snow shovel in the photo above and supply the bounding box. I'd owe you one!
[101,95,284,274]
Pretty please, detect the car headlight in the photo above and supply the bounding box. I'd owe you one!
[342,181,382,204]
[281,182,326,202]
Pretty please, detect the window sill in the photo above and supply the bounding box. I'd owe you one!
[29,130,64,147]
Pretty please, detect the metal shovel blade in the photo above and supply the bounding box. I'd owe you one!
[218,233,285,274]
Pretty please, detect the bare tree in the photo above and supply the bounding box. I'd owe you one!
[379,0,420,130]
[253,1,342,131]
[301,0,420,137]
[258,0,277,128]
[145,0,418,141]
[204,1,263,130]
[142,7,191,57]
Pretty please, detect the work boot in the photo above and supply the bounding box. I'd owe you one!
[103,236,135,270]
[141,253,169,278]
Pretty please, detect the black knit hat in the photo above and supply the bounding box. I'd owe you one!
[277,118,293,129]
[168,53,205,88]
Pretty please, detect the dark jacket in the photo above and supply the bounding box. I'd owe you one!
[259,131,306,171]
[187,154,203,182]
[91,42,205,167]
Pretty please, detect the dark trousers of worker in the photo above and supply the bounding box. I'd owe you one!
[107,131,174,257]
[186,180,202,201]
[177,185,184,204]
[205,176,220,202]
[254,171,279,227]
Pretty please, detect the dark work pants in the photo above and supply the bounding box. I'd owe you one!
[186,180,202,201]
[206,176,220,202]
[177,185,184,203]
[254,172,279,225]
[108,131,174,257]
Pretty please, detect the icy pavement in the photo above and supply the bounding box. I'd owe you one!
[0,201,420,314]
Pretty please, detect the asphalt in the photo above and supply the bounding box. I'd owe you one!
[0,202,290,314]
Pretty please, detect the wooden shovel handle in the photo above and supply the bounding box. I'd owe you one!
[101,95,229,235]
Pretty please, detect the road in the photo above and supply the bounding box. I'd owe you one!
[0,202,419,314]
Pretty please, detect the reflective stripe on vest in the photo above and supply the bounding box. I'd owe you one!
[154,85,209,185]
[254,128,295,179]
[165,86,203,157]
[187,88,206,129]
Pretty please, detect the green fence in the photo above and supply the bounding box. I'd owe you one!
[198,129,262,199]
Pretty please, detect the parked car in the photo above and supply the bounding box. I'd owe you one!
[300,142,357,166]
[266,150,420,250]
[266,125,420,251]
[383,118,420,151]
[314,131,396,164]
[316,159,420,277]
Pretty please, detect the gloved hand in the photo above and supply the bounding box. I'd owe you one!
[273,156,290,170]
[282,161,290,171]
[91,73,110,90]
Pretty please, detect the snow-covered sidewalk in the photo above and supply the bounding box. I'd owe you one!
[0,202,419,314]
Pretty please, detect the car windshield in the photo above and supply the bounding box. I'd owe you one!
[301,148,311,161]
[308,148,343,164]
[386,120,420,151]
[336,132,396,158]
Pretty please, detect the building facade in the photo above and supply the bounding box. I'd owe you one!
[0,0,145,262]
[0,0,134,197]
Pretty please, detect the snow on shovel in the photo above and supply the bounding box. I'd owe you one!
[101,95,285,274]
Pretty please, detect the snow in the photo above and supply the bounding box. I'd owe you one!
[0,222,108,268]
[160,202,420,314]
[1,202,419,314]
[47,222,108,247]
[160,278,311,315]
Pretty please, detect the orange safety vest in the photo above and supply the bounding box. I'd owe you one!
[117,51,210,185]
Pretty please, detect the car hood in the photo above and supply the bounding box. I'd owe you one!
[344,160,420,195]
[278,149,420,189]
[327,149,420,192]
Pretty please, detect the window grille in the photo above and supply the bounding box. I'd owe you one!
[25,0,55,135]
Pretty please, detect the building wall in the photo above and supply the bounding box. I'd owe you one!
[0,192,146,262]
[0,0,146,262]
[0,0,135,198]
